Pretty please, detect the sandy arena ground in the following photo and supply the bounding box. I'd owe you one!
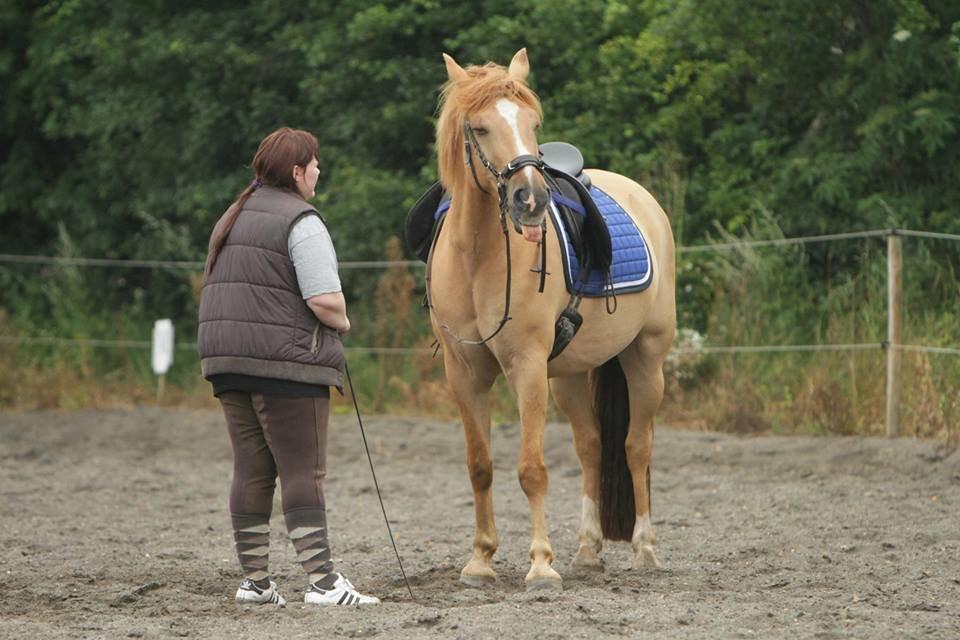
[0,407,958,639]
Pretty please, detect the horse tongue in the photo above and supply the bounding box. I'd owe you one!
[521,225,543,243]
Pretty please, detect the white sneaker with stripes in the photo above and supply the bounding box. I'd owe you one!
[235,578,286,607]
[304,574,380,606]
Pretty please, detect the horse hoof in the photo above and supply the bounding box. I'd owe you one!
[460,574,496,589]
[525,577,563,592]
[632,545,662,569]
[569,557,605,575]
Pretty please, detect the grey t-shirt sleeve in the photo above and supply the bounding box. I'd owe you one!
[288,214,342,299]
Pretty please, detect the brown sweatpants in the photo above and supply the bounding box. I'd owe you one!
[219,391,337,586]
[219,391,330,515]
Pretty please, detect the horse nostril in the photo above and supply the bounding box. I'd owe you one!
[534,189,549,209]
[513,188,530,207]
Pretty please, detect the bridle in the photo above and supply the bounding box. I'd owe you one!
[462,120,546,227]
[425,119,550,347]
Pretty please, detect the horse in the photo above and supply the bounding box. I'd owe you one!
[426,49,676,591]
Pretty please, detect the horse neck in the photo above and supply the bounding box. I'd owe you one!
[445,177,505,264]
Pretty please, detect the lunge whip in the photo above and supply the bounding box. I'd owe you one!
[344,361,416,601]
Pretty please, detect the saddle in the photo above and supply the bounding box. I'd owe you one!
[539,142,612,282]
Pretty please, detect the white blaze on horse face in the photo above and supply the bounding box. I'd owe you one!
[495,98,536,187]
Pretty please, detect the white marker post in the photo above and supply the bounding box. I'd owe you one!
[151,319,175,402]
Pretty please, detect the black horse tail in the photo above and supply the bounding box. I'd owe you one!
[594,356,635,541]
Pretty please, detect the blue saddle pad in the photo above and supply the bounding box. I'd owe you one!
[551,186,652,297]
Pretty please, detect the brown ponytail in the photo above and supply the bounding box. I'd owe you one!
[204,127,319,279]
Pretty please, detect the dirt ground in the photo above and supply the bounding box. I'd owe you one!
[0,407,958,639]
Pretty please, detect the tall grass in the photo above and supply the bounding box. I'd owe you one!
[668,215,960,445]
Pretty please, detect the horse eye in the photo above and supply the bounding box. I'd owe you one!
[474,127,488,136]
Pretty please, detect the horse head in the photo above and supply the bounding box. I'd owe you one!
[438,49,550,243]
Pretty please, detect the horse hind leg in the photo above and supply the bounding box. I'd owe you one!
[550,374,604,573]
[619,329,672,569]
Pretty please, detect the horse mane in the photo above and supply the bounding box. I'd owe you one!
[435,62,542,190]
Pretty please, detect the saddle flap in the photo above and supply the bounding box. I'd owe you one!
[404,181,445,263]
[546,167,612,276]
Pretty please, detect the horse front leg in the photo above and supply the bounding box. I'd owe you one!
[444,349,500,587]
[510,360,562,591]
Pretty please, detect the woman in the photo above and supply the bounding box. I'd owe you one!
[197,127,379,607]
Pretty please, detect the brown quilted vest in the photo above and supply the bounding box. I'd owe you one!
[197,186,344,389]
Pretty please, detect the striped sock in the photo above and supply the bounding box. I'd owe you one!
[285,507,337,589]
[231,514,271,584]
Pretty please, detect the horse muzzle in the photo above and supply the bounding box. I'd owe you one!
[508,186,549,243]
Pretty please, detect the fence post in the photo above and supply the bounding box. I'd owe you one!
[885,231,902,437]
[152,319,175,403]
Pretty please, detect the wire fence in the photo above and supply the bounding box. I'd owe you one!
[3,335,957,358]
[5,227,958,271]
[1,227,959,359]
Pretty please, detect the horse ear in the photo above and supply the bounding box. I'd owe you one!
[443,53,468,82]
[507,48,529,81]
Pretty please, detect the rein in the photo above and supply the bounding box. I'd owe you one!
[425,208,514,346]
[425,121,549,347]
